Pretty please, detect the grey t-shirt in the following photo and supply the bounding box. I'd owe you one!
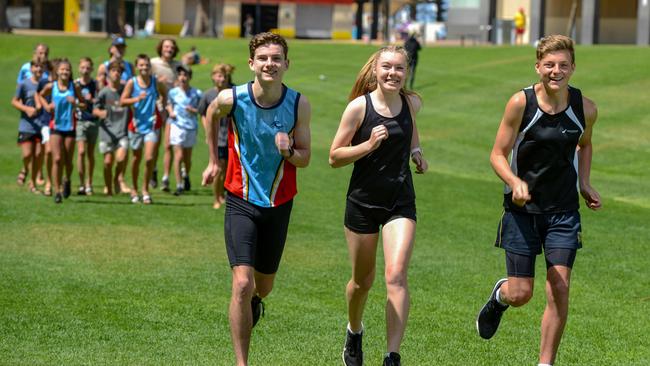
[15,78,41,133]
[96,86,129,142]
[198,87,228,147]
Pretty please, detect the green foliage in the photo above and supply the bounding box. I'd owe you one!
[1,35,648,365]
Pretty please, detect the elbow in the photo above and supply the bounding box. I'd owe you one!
[328,156,343,169]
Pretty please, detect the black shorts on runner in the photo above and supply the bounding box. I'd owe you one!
[495,209,582,256]
[344,199,416,234]
[505,248,577,277]
[224,192,293,274]
[51,129,76,138]
[17,131,42,144]
[218,146,228,160]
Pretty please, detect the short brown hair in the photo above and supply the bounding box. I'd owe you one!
[156,38,179,58]
[79,57,93,66]
[536,35,575,64]
[108,60,124,72]
[248,32,288,59]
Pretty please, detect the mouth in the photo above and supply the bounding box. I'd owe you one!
[549,76,563,82]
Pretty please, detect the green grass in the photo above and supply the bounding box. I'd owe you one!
[1,34,649,365]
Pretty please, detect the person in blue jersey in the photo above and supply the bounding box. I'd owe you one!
[329,46,428,366]
[120,54,167,204]
[166,64,201,196]
[476,35,601,366]
[96,36,134,87]
[12,58,45,193]
[74,57,99,196]
[16,43,50,84]
[201,32,311,366]
[39,59,86,204]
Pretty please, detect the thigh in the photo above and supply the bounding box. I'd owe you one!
[345,227,379,281]
[255,200,294,275]
[224,194,259,268]
[382,217,416,272]
[128,132,144,151]
[495,210,542,256]
[505,250,537,277]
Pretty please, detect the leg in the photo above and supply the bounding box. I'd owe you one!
[173,145,183,191]
[539,266,572,364]
[182,147,192,178]
[34,142,45,187]
[115,147,128,193]
[77,140,87,189]
[345,228,379,332]
[103,152,114,196]
[229,265,256,366]
[19,141,34,186]
[382,218,416,353]
[44,141,53,194]
[131,148,142,198]
[162,123,172,181]
[86,141,96,189]
[142,141,157,199]
[63,136,75,183]
[50,134,63,194]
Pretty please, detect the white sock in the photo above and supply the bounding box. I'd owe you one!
[162,175,168,181]
[347,322,363,335]
[538,364,552,366]
[496,288,508,306]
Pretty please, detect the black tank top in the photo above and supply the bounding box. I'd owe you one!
[347,93,415,210]
[504,85,586,213]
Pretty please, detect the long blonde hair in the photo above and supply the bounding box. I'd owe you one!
[348,45,420,101]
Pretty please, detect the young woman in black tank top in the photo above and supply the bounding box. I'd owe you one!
[329,45,428,366]
[476,35,601,366]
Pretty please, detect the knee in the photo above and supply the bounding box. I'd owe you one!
[350,273,374,293]
[506,286,533,307]
[232,276,256,301]
[548,278,570,300]
[385,265,407,290]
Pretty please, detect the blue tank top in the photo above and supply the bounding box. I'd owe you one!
[52,80,75,131]
[104,60,133,82]
[226,82,300,207]
[130,76,158,134]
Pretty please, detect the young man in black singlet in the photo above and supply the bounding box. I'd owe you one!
[476,35,601,366]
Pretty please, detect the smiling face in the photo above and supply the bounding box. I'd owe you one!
[249,43,288,84]
[57,62,71,82]
[78,60,93,77]
[374,51,407,93]
[535,50,574,91]
[212,71,227,89]
[161,40,176,60]
[136,58,151,77]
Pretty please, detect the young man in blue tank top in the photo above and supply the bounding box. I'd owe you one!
[121,54,167,204]
[201,33,311,366]
[476,35,601,366]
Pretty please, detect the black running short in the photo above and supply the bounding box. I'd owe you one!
[17,131,42,144]
[344,199,416,234]
[505,248,577,277]
[51,129,76,138]
[224,192,293,274]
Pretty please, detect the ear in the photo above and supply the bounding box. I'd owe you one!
[285,58,290,70]
[248,58,254,71]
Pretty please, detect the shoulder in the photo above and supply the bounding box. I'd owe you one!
[405,93,422,113]
[345,95,367,116]
[507,90,527,110]
[216,88,234,106]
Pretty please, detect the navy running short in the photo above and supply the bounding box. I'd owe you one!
[344,199,416,234]
[17,131,42,144]
[224,192,293,274]
[495,210,582,256]
[505,248,577,277]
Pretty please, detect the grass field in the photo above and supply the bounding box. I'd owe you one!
[0,34,649,365]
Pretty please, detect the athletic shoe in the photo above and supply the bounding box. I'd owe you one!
[173,187,184,196]
[149,168,158,189]
[161,177,170,192]
[342,328,363,366]
[77,186,86,195]
[183,175,191,191]
[251,295,265,328]
[54,193,63,204]
[63,180,71,198]
[383,352,401,366]
[476,278,509,339]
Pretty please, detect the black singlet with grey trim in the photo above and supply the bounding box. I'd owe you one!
[347,93,414,210]
[504,84,586,214]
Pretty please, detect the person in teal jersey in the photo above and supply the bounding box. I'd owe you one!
[121,54,167,204]
[16,43,50,84]
[97,36,134,87]
[39,59,86,203]
[202,32,311,366]
[166,64,201,196]
[12,58,45,193]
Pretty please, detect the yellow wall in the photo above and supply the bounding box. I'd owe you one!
[64,0,80,33]
[275,3,296,38]
[156,0,185,35]
[223,0,242,38]
[332,4,353,40]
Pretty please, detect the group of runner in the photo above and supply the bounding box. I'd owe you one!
[13,32,601,366]
[12,37,233,207]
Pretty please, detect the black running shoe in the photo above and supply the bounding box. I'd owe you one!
[476,278,509,339]
[54,193,63,204]
[63,180,71,198]
[183,175,191,191]
[173,187,184,196]
[383,352,401,366]
[161,177,170,192]
[77,186,86,196]
[251,295,265,328]
[342,328,363,366]
[149,168,158,189]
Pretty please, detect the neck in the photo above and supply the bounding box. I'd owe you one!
[539,83,568,105]
[109,80,120,90]
[251,79,283,107]
[80,75,91,83]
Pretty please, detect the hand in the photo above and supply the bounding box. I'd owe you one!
[138,91,147,101]
[367,125,388,151]
[275,132,292,157]
[202,161,221,186]
[411,152,428,174]
[25,106,38,118]
[66,95,75,104]
[511,178,531,207]
[580,185,602,210]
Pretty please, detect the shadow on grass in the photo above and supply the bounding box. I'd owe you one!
[73,199,207,207]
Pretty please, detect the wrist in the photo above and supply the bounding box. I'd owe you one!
[410,147,422,157]
[283,146,295,159]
